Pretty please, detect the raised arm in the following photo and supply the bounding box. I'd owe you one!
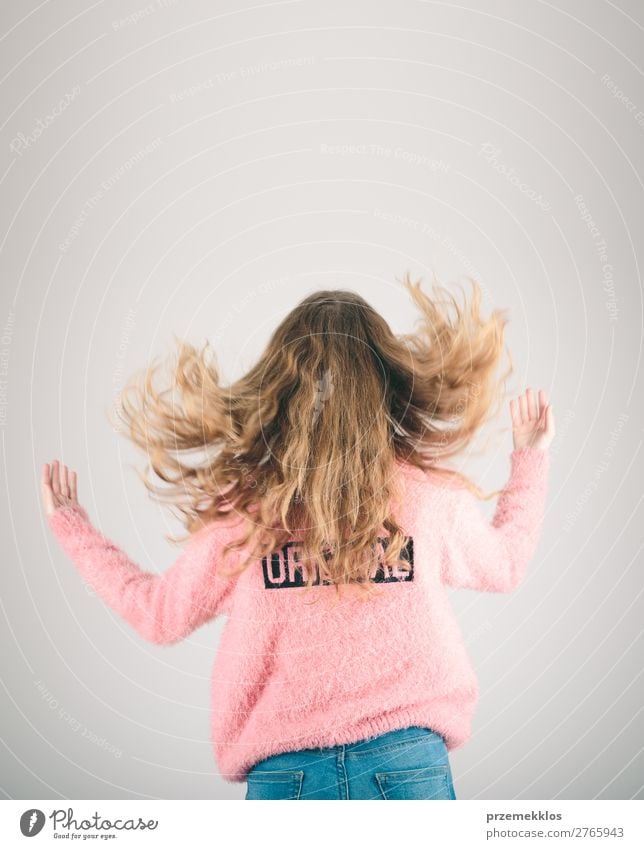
[439,386,554,593]
[42,461,239,644]
[439,446,550,592]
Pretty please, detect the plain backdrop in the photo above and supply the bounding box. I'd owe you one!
[0,0,642,800]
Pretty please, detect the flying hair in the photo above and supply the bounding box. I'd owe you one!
[111,271,513,603]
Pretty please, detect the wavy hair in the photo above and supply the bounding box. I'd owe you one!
[112,271,513,602]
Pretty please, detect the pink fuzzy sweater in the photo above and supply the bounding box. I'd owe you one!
[47,447,549,783]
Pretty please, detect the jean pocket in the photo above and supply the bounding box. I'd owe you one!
[245,769,304,800]
[375,765,454,800]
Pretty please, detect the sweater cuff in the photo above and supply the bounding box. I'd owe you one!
[47,503,92,534]
[509,447,550,485]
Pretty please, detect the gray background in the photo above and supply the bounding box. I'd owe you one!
[0,0,642,800]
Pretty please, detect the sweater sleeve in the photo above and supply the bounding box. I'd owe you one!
[47,503,239,644]
[439,447,550,593]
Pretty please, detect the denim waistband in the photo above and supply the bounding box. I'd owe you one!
[247,725,447,775]
[316,725,438,755]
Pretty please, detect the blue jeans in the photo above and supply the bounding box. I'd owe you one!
[245,725,457,800]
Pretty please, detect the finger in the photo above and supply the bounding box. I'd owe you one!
[41,463,54,513]
[538,389,547,421]
[69,469,78,502]
[51,460,60,496]
[63,465,71,499]
[519,391,529,424]
[60,463,69,498]
[40,463,51,495]
[526,387,537,420]
[535,391,545,425]
[546,404,555,436]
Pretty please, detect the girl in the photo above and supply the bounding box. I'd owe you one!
[42,271,554,800]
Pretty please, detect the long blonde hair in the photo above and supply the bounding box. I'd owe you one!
[112,271,513,601]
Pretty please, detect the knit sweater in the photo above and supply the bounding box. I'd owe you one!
[46,446,549,783]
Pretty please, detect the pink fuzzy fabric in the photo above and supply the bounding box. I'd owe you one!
[47,447,549,783]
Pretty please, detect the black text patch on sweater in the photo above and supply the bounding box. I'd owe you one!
[261,536,414,589]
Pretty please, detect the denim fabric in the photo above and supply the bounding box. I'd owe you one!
[244,725,457,800]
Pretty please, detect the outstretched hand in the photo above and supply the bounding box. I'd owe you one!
[41,460,83,517]
[510,388,555,451]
